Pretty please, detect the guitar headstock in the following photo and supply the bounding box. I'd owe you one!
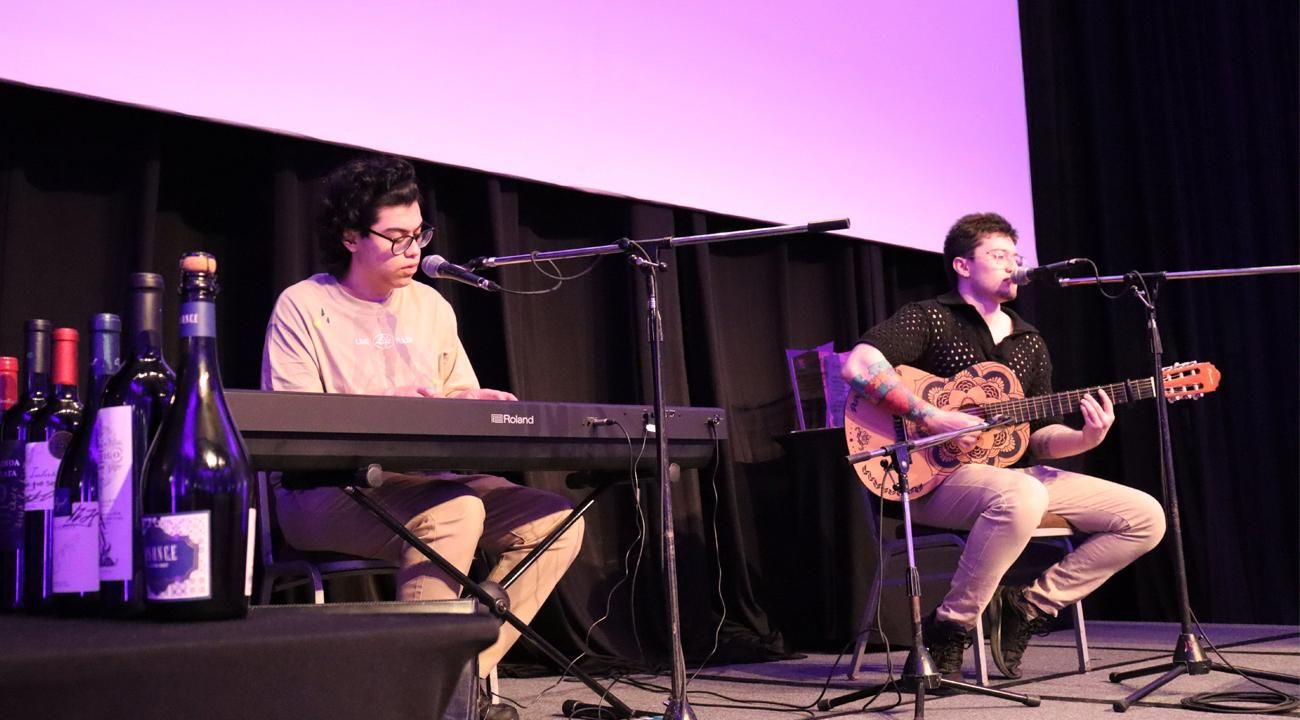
[1161,361,1221,402]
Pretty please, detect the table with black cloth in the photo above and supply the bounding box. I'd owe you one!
[0,601,497,720]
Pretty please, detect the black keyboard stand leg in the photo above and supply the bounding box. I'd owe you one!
[341,485,647,719]
[498,479,613,591]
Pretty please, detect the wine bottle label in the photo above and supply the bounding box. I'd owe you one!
[0,440,23,549]
[244,507,257,597]
[142,511,211,601]
[179,301,216,338]
[95,406,135,581]
[53,493,100,593]
[23,441,59,511]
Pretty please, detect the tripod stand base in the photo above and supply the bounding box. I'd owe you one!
[817,647,1041,713]
[664,697,697,720]
[1108,633,1300,712]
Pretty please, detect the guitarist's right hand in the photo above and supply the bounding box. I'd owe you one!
[923,409,985,452]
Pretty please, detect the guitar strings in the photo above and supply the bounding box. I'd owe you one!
[964,378,1157,424]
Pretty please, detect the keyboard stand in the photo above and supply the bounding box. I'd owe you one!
[338,468,652,719]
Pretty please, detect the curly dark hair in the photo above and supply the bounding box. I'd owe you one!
[317,155,422,278]
[942,212,1019,286]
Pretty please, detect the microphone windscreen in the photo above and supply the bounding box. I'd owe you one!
[420,254,447,277]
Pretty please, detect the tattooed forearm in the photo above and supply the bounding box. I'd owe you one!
[850,360,936,422]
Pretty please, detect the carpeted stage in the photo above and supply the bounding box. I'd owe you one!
[499,621,1299,719]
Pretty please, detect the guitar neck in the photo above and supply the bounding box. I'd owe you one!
[975,377,1156,424]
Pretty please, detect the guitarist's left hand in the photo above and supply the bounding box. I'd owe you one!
[1080,389,1116,449]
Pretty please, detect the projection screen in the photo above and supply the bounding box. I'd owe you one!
[0,0,1038,261]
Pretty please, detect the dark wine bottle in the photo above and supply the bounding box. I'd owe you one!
[99,273,176,617]
[51,314,122,613]
[141,253,252,620]
[1,320,52,611]
[1,357,17,411]
[22,327,84,611]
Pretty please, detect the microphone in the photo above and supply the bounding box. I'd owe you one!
[420,255,501,292]
[1011,258,1087,285]
[560,700,621,719]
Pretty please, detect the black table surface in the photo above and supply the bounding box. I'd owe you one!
[0,601,498,720]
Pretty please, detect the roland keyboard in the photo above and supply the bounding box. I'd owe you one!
[225,389,725,472]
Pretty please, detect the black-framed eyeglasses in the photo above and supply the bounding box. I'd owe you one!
[967,248,1026,267]
[367,224,435,255]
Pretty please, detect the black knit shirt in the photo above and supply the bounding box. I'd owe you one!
[859,291,1059,431]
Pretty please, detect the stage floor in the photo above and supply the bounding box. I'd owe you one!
[499,621,1300,719]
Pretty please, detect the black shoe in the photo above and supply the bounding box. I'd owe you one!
[478,684,519,720]
[988,585,1054,679]
[478,698,518,720]
[921,610,972,680]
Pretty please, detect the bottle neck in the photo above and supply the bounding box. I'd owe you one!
[24,329,51,396]
[133,286,165,357]
[51,383,80,403]
[92,330,122,387]
[52,335,79,389]
[1,370,17,411]
[25,371,51,398]
[179,297,221,386]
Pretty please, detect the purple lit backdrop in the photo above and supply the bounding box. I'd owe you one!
[0,1,1036,261]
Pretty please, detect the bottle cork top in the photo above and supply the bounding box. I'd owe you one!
[53,327,80,342]
[180,252,218,274]
[0,357,17,373]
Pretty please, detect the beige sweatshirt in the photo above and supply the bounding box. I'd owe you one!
[261,273,480,397]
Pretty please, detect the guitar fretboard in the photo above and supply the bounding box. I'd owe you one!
[969,377,1157,425]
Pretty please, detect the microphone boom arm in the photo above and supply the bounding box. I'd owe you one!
[467,218,850,269]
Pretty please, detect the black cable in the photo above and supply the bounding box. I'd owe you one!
[613,672,822,717]
[1175,611,1300,714]
[685,429,727,689]
[1082,258,1132,300]
[555,421,657,718]
[491,251,606,296]
[1180,691,1300,714]
[627,424,651,661]
[528,253,604,281]
[518,420,646,712]
[680,463,906,716]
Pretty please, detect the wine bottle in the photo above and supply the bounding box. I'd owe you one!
[51,314,122,613]
[1,357,18,411]
[99,273,176,616]
[1,320,52,611]
[22,327,84,611]
[141,253,253,620]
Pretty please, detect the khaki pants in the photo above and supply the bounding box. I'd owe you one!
[275,472,584,676]
[911,464,1165,628]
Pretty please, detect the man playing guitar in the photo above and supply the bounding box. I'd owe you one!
[841,213,1167,680]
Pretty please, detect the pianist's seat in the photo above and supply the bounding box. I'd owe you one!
[255,471,399,605]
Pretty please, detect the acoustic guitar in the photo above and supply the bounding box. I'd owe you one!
[844,360,1220,500]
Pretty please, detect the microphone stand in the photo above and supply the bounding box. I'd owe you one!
[1056,264,1300,711]
[472,219,851,720]
[818,419,1042,717]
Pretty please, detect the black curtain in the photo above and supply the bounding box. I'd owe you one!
[1020,0,1298,624]
[0,0,1294,671]
[0,80,947,666]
